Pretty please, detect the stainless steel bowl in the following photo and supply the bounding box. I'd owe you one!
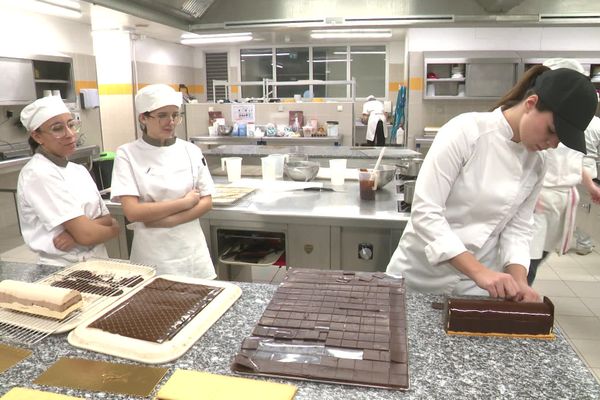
[284,161,320,182]
[367,164,397,190]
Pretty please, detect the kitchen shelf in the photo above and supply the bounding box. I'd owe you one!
[34,79,70,83]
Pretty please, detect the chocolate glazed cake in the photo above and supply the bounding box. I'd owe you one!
[232,269,409,390]
[443,296,555,339]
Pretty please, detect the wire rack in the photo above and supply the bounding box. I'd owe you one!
[0,259,155,346]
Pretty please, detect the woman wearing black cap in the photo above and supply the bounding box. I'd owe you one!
[386,67,598,302]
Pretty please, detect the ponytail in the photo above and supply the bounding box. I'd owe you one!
[492,65,551,111]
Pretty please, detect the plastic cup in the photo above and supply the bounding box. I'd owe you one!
[261,156,276,181]
[221,157,242,182]
[268,154,287,179]
[359,170,376,201]
[329,159,347,186]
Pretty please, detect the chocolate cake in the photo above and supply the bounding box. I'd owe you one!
[231,269,409,390]
[443,296,555,339]
[50,270,144,297]
[88,277,223,343]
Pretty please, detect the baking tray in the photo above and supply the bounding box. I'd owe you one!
[68,275,242,364]
[212,185,255,205]
[0,259,155,343]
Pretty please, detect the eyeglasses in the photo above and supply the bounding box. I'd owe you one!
[147,112,184,125]
[40,119,82,139]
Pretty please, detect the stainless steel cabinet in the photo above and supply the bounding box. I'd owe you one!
[287,224,330,269]
[0,57,36,104]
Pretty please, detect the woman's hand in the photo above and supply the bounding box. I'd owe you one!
[472,268,519,299]
[513,282,542,302]
[53,230,77,251]
[183,190,201,208]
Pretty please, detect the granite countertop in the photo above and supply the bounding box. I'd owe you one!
[199,145,421,160]
[1,262,599,399]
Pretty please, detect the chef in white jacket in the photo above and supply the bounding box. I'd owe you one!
[386,67,598,301]
[110,84,216,278]
[17,96,119,266]
[362,95,387,146]
[528,59,600,284]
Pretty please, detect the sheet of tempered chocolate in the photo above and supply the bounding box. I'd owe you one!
[0,260,155,338]
[33,357,167,397]
[444,296,555,339]
[231,269,409,390]
[0,343,31,374]
[68,275,242,363]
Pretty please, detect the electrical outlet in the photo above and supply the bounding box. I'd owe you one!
[6,110,13,119]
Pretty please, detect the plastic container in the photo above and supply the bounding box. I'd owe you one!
[326,121,339,137]
[261,157,276,181]
[268,154,287,179]
[221,157,242,182]
[359,170,375,201]
[329,159,347,186]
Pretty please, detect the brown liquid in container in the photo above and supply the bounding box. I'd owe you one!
[359,179,375,200]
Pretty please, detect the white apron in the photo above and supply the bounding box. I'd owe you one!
[112,139,216,278]
[366,111,387,141]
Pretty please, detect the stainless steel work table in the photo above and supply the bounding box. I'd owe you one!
[1,262,599,399]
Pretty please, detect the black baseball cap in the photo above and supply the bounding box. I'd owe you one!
[533,68,598,154]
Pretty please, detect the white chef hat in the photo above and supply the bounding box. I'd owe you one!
[135,84,182,114]
[366,95,376,101]
[542,58,585,74]
[20,96,70,132]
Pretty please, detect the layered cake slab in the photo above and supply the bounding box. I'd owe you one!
[68,275,242,364]
[231,269,409,390]
[0,260,155,341]
[443,296,555,339]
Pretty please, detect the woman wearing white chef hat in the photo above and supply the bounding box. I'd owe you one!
[110,84,216,278]
[362,95,387,146]
[386,66,598,301]
[17,96,119,266]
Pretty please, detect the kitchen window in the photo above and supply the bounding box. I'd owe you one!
[313,46,348,98]
[350,45,386,98]
[240,48,273,98]
[275,47,309,98]
[238,45,387,99]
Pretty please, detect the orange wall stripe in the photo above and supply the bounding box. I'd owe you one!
[98,83,134,95]
[75,80,98,92]
[189,84,204,94]
[409,77,423,91]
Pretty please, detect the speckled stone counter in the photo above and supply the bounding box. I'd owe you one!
[1,262,599,400]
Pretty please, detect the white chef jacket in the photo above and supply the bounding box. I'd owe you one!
[530,145,583,258]
[111,137,216,278]
[584,116,600,178]
[17,153,109,266]
[386,108,545,296]
[363,99,387,141]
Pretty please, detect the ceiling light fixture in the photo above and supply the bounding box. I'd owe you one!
[181,32,253,44]
[311,29,392,39]
[30,0,82,18]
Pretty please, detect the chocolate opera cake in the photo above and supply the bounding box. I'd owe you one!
[232,269,409,390]
[443,296,555,339]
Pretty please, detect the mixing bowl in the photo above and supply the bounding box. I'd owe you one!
[284,161,320,182]
[366,164,397,190]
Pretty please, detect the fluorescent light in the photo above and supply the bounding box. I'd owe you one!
[30,0,82,18]
[333,51,386,55]
[181,32,252,39]
[181,32,253,44]
[311,29,391,39]
[240,52,290,58]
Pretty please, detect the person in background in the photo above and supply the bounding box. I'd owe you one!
[527,59,600,285]
[362,95,387,146]
[573,112,600,254]
[386,67,598,302]
[110,84,216,278]
[179,84,196,103]
[17,96,119,266]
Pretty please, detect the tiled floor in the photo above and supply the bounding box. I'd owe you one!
[0,224,598,384]
[532,250,600,384]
